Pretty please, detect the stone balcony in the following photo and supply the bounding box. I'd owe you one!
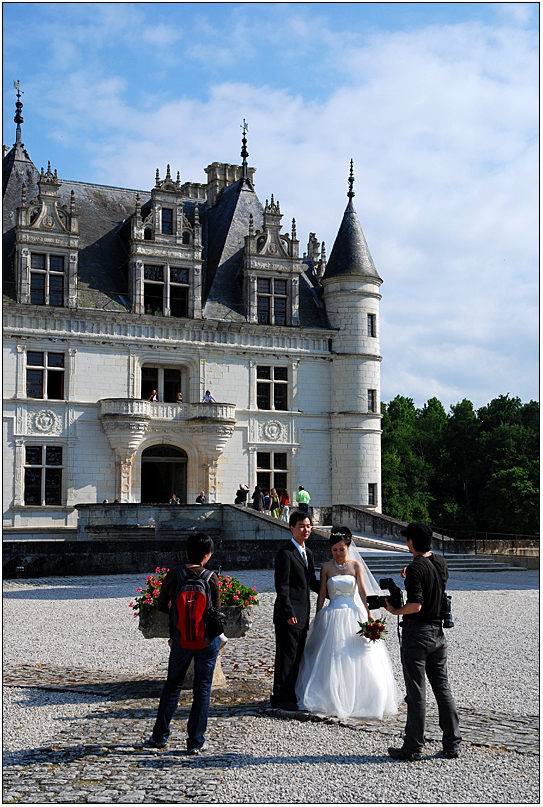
[99,398,236,424]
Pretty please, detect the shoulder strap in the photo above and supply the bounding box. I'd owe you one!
[421,555,445,591]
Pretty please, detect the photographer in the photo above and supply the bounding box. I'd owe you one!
[385,522,461,761]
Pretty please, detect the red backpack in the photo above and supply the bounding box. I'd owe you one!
[170,565,216,649]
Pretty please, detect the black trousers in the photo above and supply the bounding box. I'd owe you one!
[272,619,308,705]
[401,621,461,753]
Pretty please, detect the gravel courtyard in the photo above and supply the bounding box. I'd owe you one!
[3,565,539,804]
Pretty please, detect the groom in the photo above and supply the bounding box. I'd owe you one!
[271,510,321,710]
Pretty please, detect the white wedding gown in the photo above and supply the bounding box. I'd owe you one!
[295,574,398,719]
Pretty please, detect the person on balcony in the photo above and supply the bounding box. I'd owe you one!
[201,390,216,403]
[196,491,207,504]
[148,390,158,402]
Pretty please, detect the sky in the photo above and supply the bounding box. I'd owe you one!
[3,2,539,411]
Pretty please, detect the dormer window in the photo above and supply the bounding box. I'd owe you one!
[143,263,190,318]
[257,278,288,325]
[161,208,173,235]
[30,253,65,306]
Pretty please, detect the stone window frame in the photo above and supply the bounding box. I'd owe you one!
[23,443,64,506]
[140,362,186,403]
[367,313,377,338]
[143,262,191,318]
[367,389,377,413]
[26,350,66,401]
[368,483,377,507]
[256,365,289,411]
[29,251,66,307]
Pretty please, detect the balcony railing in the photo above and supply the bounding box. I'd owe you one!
[99,399,236,423]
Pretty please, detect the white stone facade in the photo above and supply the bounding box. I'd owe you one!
[3,116,383,535]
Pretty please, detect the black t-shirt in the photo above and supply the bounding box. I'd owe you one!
[403,553,448,623]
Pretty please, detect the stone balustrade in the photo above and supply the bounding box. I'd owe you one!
[99,398,236,423]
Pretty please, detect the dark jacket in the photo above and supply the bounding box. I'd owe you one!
[273,541,320,631]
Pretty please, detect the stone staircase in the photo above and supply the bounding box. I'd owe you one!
[362,553,529,576]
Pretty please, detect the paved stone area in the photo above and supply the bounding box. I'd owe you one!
[3,568,539,803]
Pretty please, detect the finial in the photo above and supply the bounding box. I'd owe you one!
[347,159,355,199]
[21,183,27,207]
[240,119,249,180]
[292,218,297,239]
[321,241,326,261]
[70,189,76,213]
[155,168,160,188]
[194,203,200,225]
[165,164,172,182]
[176,171,181,188]
[14,80,24,144]
[249,213,254,236]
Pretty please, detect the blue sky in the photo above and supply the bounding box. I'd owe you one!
[3,2,539,410]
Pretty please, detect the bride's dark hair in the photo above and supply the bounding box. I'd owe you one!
[329,525,352,547]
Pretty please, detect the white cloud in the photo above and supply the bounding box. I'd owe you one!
[7,8,538,409]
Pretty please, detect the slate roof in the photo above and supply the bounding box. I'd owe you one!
[3,140,332,327]
[323,197,382,284]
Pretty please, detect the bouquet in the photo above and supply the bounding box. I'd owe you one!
[357,616,387,642]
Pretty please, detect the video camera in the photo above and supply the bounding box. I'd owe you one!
[367,578,405,611]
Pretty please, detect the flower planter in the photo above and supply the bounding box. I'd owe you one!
[138,605,254,640]
[137,604,254,690]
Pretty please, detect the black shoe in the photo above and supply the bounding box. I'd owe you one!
[270,700,299,711]
[144,738,168,749]
[443,748,460,759]
[388,746,422,761]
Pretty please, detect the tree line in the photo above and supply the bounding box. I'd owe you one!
[380,394,539,536]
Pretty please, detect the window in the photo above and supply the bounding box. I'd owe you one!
[368,389,377,413]
[368,483,377,506]
[257,451,288,494]
[257,366,288,410]
[30,253,65,306]
[161,208,173,235]
[257,278,289,326]
[141,365,182,403]
[144,264,164,315]
[143,264,189,317]
[367,313,376,337]
[24,445,63,505]
[26,352,65,400]
[170,267,189,318]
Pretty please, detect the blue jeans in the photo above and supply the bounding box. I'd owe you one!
[152,636,220,751]
[401,621,461,754]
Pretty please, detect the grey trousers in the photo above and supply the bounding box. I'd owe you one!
[401,621,461,753]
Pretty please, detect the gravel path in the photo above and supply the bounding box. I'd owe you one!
[3,567,540,803]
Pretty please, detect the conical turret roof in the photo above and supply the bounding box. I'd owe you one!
[322,163,382,284]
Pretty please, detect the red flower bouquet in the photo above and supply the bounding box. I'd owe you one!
[357,617,388,642]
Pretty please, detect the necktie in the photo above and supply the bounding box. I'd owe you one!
[301,548,308,567]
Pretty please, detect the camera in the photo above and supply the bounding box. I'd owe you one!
[441,593,454,628]
[367,577,405,611]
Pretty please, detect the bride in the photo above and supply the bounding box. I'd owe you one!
[295,525,398,719]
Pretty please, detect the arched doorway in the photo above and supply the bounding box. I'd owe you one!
[141,445,188,503]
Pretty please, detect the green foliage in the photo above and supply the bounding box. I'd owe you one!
[381,395,539,535]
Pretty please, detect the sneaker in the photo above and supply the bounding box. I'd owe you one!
[187,741,208,755]
[144,738,168,749]
[388,746,422,761]
[443,748,460,759]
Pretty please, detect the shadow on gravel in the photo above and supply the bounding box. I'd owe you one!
[3,586,135,601]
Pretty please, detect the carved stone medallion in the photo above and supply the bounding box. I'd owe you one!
[262,419,285,442]
[32,410,61,435]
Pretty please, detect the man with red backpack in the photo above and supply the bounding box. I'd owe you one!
[146,532,223,754]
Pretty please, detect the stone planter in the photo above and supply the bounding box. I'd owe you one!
[138,605,254,640]
[137,604,254,689]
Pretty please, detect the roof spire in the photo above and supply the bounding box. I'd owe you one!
[347,159,355,199]
[14,80,24,145]
[240,119,249,181]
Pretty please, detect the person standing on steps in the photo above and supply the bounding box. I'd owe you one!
[296,485,311,514]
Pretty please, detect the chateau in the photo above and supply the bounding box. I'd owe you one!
[3,94,383,539]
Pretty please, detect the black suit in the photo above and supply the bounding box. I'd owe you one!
[272,540,320,706]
